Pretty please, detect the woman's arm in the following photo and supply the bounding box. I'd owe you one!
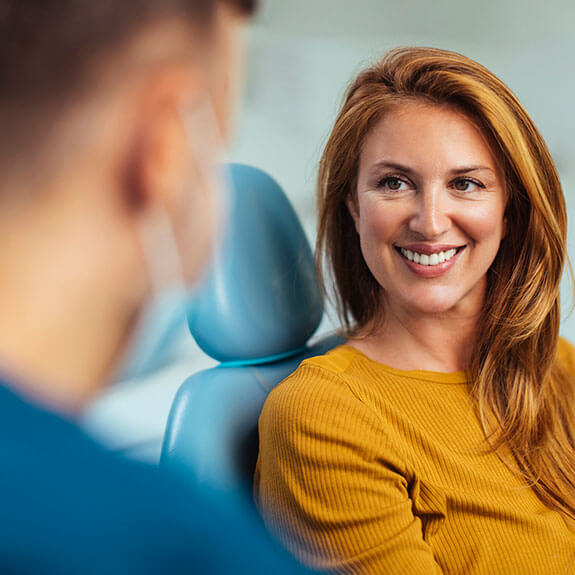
[254,364,444,574]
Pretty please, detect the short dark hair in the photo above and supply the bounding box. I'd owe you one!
[222,0,258,15]
[0,0,258,102]
[0,0,257,167]
[0,1,220,102]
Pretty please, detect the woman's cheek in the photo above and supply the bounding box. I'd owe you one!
[359,198,401,241]
[457,204,506,245]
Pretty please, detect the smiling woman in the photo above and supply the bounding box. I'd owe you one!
[254,47,575,573]
[349,103,507,325]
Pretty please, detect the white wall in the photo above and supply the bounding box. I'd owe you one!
[231,0,575,335]
[232,0,575,208]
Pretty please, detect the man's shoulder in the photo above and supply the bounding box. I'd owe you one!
[0,381,163,492]
[0,382,309,574]
[0,381,198,533]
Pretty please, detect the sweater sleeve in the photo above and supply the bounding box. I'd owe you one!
[254,363,444,575]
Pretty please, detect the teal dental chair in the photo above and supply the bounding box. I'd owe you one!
[160,164,342,497]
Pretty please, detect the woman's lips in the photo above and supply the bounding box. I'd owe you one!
[396,245,465,278]
[397,243,464,256]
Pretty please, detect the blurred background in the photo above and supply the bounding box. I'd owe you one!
[82,0,575,461]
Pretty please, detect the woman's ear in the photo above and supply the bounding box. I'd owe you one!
[500,208,508,241]
[346,194,361,234]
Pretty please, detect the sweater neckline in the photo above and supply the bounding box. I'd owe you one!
[339,344,469,384]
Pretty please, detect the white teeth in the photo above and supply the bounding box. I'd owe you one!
[400,247,458,266]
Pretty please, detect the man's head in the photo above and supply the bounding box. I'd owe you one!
[0,0,257,408]
[0,0,256,173]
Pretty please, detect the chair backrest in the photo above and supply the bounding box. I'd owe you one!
[160,164,342,494]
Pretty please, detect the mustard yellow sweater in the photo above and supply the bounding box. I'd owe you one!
[254,339,575,574]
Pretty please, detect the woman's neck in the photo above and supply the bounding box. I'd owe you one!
[349,301,481,374]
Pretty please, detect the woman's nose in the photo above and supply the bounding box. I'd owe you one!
[408,188,451,239]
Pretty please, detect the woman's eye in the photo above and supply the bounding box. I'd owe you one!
[379,177,408,191]
[453,178,483,192]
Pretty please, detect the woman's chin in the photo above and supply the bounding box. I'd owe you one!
[398,293,463,316]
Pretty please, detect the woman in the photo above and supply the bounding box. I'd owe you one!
[255,47,575,574]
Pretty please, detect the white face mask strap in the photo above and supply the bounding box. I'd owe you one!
[180,99,222,167]
[138,208,186,293]
[180,98,228,224]
[138,99,227,295]
[181,97,230,253]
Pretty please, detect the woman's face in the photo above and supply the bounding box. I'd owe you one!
[351,102,507,318]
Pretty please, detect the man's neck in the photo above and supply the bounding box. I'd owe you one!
[0,185,138,413]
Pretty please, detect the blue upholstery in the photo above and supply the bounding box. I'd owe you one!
[161,164,342,494]
[188,163,323,364]
[161,335,342,492]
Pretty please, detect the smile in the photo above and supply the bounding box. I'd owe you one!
[394,244,466,278]
[399,247,459,266]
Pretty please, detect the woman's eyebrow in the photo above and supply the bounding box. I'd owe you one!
[449,165,495,175]
[368,161,416,175]
[367,161,496,176]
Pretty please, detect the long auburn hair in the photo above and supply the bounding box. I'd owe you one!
[316,47,575,521]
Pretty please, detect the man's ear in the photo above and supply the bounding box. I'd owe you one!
[346,193,360,234]
[121,66,203,215]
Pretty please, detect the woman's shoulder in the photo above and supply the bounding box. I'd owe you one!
[262,344,376,425]
[267,345,358,402]
[259,344,401,462]
[299,343,359,375]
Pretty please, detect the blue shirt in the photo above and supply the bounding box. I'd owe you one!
[0,381,308,574]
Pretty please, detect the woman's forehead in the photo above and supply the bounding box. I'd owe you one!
[359,102,500,177]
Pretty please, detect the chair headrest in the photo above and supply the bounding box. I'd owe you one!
[188,164,322,364]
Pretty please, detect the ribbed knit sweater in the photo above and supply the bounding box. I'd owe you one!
[254,339,575,574]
